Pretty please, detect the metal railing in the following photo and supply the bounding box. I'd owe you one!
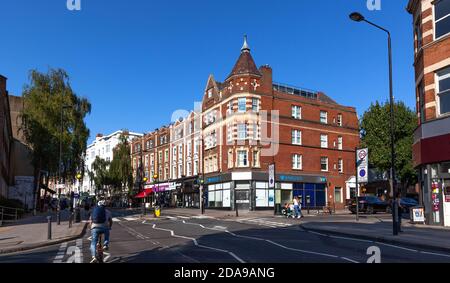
[0,205,25,226]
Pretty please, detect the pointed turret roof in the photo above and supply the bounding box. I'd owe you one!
[228,36,261,79]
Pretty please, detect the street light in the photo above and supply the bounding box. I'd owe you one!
[75,173,82,223]
[349,12,399,236]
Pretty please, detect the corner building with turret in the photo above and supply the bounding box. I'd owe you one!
[201,37,359,211]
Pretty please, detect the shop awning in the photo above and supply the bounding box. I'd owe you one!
[134,189,153,199]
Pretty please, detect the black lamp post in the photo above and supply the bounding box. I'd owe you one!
[75,173,82,223]
[349,12,398,236]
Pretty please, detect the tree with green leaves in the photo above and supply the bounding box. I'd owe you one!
[360,101,418,192]
[91,156,111,198]
[20,68,91,208]
[109,133,134,200]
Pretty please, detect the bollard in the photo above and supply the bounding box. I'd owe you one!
[69,213,73,228]
[47,216,52,240]
[57,210,61,225]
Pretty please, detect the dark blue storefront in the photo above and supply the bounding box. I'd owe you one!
[292,183,326,208]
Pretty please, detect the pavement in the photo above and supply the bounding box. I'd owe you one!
[0,209,88,254]
[0,208,449,263]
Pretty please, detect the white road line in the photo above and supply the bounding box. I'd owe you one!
[177,216,190,219]
[308,231,329,237]
[112,218,121,222]
[179,219,349,262]
[341,257,359,263]
[147,222,245,263]
[328,235,373,243]
[265,239,339,259]
[375,242,418,252]
[419,251,450,258]
[123,217,138,221]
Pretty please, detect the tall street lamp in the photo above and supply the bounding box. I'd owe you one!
[75,173,82,223]
[349,12,399,236]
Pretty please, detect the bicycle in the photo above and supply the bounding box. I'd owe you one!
[90,233,104,263]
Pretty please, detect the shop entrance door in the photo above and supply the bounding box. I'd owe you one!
[236,190,250,210]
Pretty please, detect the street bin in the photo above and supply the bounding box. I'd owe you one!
[154,206,161,218]
[410,206,425,224]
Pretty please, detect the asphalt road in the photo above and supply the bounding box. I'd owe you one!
[1,210,450,263]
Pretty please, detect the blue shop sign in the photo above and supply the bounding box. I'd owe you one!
[279,175,327,183]
[206,176,221,184]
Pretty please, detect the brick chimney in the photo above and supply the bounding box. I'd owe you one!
[258,65,273,94]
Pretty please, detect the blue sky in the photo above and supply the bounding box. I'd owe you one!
[1,0,415,144]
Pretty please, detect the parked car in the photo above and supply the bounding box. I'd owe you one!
[400,197,419,213]
[349,196,391,214]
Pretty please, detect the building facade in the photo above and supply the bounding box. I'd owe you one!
[0,75,13,198]
[408,0,450,226]
[132,116,204,208]
[132,38,359,211]
[82,130,143,196]
[201,38,359,211]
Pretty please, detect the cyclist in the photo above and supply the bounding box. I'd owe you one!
[89,200,112,263]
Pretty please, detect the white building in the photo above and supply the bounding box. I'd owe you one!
[80,130,143,195]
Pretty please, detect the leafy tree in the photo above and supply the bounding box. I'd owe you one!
[109,132,134,200]
[91,156,111,198]
[20,68,91,207]
[360,101,418,191]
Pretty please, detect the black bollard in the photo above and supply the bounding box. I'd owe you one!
[47,216,52,240]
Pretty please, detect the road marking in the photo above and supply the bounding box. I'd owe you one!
[341,257,359,263]
[178,219,353,263]
[123,217,139,221]
[308,231,329,237]
[145,221,245,263]
[53,242,68,263]
[419,251,450,258]
[328,235,373,243]
[375,242,418,252]
[177,216,190,219]
[112,218,121,222]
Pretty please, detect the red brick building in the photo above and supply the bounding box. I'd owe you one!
[407,0,450,226]
[201,37,359,211]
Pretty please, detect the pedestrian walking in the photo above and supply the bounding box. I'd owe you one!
[293,197,301,219]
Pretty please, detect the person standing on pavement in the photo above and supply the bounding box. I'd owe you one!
[293,197,300,219]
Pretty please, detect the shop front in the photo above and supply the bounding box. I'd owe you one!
[203,172,328,212]
[420,162,450,227]
[178,177,200,208]
[145,182,176,208]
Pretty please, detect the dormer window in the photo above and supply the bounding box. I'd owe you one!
[208,89,213,98]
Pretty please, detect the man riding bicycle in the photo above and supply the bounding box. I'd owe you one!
[89,200,112,263]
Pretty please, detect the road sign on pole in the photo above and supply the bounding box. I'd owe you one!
[357,148,369,184]
[269,164,275,189]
